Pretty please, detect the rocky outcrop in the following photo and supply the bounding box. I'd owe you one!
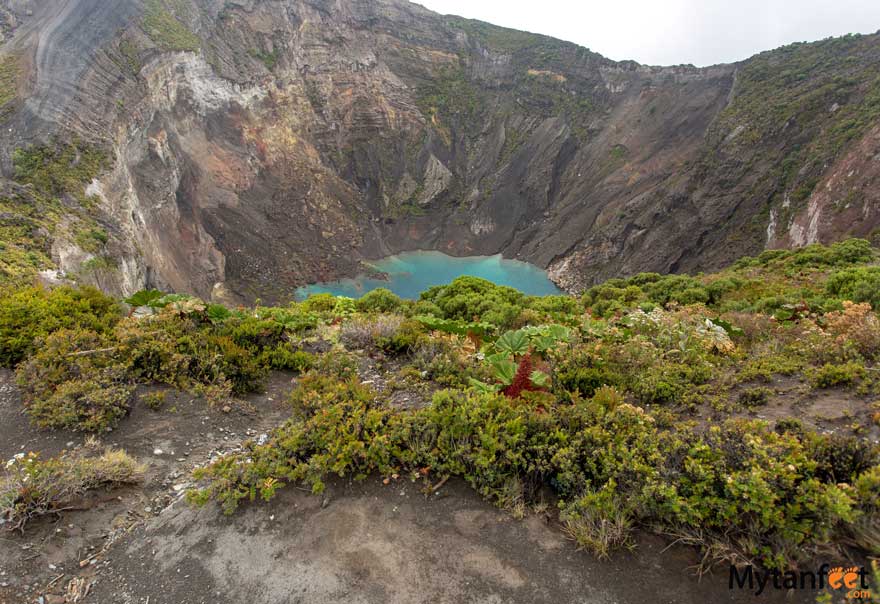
[770,123,880,250]
[0,0,878,301]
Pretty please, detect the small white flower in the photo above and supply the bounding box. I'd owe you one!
[5,453,24,469]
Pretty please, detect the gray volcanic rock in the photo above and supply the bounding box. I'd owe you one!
[1,0,878,301]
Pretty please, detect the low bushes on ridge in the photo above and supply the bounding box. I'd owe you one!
[2,238,879,573]
[188,377,878,570]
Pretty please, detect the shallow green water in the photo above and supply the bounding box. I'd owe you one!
[296,251,563,300]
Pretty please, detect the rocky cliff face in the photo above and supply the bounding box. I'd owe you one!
[0,0,878,301]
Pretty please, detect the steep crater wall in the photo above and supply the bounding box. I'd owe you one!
[1,0,878,302]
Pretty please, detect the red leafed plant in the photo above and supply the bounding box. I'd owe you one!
[502,353,539,398]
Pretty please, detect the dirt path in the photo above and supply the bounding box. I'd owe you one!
[96,474,808,604]
[0,370,791,604]
[87,478,789,604]
[0,370,293,604]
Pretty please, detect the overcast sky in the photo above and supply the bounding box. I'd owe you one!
[415,0,880,66]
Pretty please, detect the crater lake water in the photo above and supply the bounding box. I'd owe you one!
[296,251,563,300]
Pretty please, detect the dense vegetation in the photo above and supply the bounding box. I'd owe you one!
[0,52,20,116]
[1,239,879,576]
[704,33,880,238]
[142,0,201,53]
[1,139,112,286]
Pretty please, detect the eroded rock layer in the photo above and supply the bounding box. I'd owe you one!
[1,0,878,301]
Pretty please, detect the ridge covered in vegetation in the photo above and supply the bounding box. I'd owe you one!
[0,139,112,287]
[2,239,879,579]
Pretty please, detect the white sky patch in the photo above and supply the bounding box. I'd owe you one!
[415,0,880,66]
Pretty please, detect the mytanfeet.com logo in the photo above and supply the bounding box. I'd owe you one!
[729,564,873,599]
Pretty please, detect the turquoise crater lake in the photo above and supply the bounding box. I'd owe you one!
[296,251,563,300]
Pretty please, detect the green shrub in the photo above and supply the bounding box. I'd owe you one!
[375,319,424,356]
[852,466,880,552]
[419,276,525,329]
[15,329,132,431]
[629,362,712,405]
[646,421,860,569]
[115,314,268,397]
[584,273,721,311]
[674,287,711,305]
[826,238,876,265]
[0,286,121,366]
[191,377,399,512]
[112,316,182,384]
[28,375,133,432]
[191,334,267,394]
[560,483,634,558]
[705,278,740,302]
[141,391,167,411]
[356,288,403,313]
[260,346,315,372]
[807,362,867,388]
[589,298,628,318]
[227,317,285,350]
[806,433,877,482]
[739,352,805,381]
[414,315,494,342]
[825,266,880,309]
[10,296,326,426]
[527,295,581,317]
[583,280,643,313]
[555,360,619,398]
[189,376,871,570]
[249,305,319,333]
[643,275,706,306]
[416,389,549,504]
[589,385,625,414]
[311,350,359,379]
[737,239,875,270]
[585,239,875,315]
[738,386,773,408]
[289,374,377,417]
[300,293,338,314]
